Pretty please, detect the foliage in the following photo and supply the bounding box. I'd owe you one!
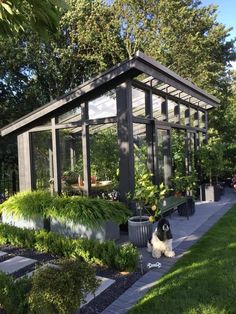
[0,0,68,38]
[28,258,99,314]
[0,272,31,314]
[0,190,131,228]
[90,126,119,182]
[0,223,139,271]
[171,130,197,195]
[114,243,139,272]
[197,129,225,184]
[62,170,78,185]
[129,204,236,314]
[131,143,167,221]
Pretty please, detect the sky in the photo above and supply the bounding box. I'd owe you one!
[201,0,236,39]
[201,0,236,68]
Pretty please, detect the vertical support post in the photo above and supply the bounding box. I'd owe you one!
[194,110,199,128]
[145,90,154,177]
[81,102,91,196]
[161,97,168,121]
[51,118,61,194]
[174,102,180,124]
[204,110,208,140]
[17,132,33,191]
[116,80,135,202]
[185,106,190,126]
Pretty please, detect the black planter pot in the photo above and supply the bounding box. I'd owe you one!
[177,196,195,217]
[128,216,153,247]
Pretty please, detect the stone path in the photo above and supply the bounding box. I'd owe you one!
[101,188,236,314]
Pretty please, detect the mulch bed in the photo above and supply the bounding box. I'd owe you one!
[0,245,144,314]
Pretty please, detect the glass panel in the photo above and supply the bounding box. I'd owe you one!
[199,110,205,129]
[189,108,197,127]
[31,131,52,190]
[132,87,146,117]
[157,129,170,185]
[133,123,149,182]
[88,90,116,119]
[153,94,165,120]
[168,99,178,123]
[58,106,81,124]
[171,129,187,192]
[59,128,83,194]
[89,123,119,197]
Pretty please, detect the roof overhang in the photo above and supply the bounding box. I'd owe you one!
[0,51,220,137]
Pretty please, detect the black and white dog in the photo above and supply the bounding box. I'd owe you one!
[147,218,175,258]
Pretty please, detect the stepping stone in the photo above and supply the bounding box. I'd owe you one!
[23,263,60,279]
[0,256,37,274]
[81,276,115,308]
[0,251,7,257]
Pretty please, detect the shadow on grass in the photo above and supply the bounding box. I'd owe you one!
[129,205,236,314]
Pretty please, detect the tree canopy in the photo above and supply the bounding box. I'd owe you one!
[0,0,236,191]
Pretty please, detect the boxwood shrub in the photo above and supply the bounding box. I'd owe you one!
[0,224,138,271]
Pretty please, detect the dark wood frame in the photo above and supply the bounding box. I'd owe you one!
[1,52,219,199]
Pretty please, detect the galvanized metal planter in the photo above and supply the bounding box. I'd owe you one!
[128,216,153,247]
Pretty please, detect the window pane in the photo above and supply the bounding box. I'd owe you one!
[89,123,119,197]
[133,124,149,180]
[168,100,178,123]
[153,94,165,120]
[31,131,52,190]
[132,87,146,117]
[58,107,81,124]
[180,104,188,125]
[89,90,116,119]
[59,128,83,194]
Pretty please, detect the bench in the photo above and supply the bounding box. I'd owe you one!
[158,195,194,220]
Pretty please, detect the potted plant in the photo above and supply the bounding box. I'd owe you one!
[128,171,166,247]
[197,130,224,201]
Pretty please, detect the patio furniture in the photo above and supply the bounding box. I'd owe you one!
[158,195,195,220]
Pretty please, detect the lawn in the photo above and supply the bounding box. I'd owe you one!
[129,204,236,314]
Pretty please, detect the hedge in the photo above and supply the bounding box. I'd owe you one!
[0,223,138,272]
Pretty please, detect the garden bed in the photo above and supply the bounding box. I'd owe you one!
[0,245,143,314]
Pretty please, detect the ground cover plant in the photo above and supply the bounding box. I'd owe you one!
[129,204,236,314]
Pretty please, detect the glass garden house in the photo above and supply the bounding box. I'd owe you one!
[0,52,219,202]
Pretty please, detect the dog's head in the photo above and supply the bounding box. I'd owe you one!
[156,218,172,241]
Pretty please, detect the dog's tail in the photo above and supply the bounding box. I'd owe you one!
[147,238,152,252]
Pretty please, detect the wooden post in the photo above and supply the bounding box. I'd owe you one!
[116,80,135,202]
[81,102,91,196]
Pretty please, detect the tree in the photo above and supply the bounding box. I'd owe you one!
[0,0,68,38]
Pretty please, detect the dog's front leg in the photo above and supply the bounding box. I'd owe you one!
[164,249,175,258]
[152,248,162,259]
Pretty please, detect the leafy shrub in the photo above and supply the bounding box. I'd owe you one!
[28,258,99,314]
[0,190,131,228]
[35,229,76,257]
[115,243,139,271]
[0,272,31,314]
[62,170,78,185]
[0,224,139,271]
[0,223,35,248]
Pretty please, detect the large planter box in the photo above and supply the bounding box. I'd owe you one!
[1,212,119,241]
[50,218,120,241]
[200,184,221,202]
[128,216,153,247]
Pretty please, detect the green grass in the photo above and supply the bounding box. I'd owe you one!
[129,204,236,314]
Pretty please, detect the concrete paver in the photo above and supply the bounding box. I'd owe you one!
[0,256,37,274]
